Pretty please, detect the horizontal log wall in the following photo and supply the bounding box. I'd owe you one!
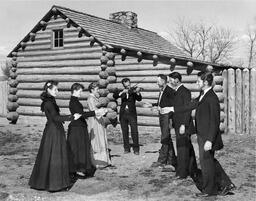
[110,55,225,132]
[15,16,102,120]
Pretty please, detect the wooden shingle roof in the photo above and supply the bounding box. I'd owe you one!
[56,6,188,59]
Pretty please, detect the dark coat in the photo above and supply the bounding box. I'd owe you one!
[67,96,96,175]
[172,85,195,134]
[29,96,73,191]
[69,96,95,127]
[153,85,176,108]
[113,90,142,119]
[175,88,223,151]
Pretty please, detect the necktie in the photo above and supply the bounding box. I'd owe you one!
[158,89,164,106]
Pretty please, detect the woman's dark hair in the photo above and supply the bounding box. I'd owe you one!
[169,72,182,82]
[157,74,167,83]
[42,80,58,92]
[40,80,59,112]
[88,82,99,93]
[197,72,214,86]
[71,83,84,94]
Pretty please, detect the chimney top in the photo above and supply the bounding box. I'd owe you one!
[109,11,138,29]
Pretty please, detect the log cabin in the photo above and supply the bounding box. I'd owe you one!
[7,5,232,133]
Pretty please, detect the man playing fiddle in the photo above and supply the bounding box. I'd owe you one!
[113,78,142,155]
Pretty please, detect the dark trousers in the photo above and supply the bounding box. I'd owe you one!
[157,113,177,166]
[198,136,232,195]
[175,128,198,178]
[120,110,139,152]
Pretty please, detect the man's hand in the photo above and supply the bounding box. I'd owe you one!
[135,87,141,93]
[119,89,128,96]
[179,125,185,134]
[143,102,153,108]
[73,113,81,120]
[204,141,212,151]
[160,107,174,114]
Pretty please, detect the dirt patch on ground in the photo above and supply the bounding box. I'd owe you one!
[0,117,255,201]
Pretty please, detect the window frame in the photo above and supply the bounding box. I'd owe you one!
[52,29,64,49]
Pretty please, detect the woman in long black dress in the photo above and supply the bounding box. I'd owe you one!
[29,80,81,192]
[67,83,107,178]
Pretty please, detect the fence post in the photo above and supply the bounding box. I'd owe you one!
[222,70,228,133]
[250,68,256,135]
[243,68,250,134]
[227,68,236,133]
[235,69,242,134]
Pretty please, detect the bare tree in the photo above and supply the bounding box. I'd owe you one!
[207,27,236,63]
[170,19,236,64]
[246,19,256,68]
[171,18,199,58]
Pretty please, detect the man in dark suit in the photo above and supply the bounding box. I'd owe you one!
[113,78,142,155]
[169,72,199,180]
[150,74,177,170]
[173,72,235,196]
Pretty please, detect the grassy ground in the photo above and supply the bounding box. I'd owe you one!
[0,117,255,201]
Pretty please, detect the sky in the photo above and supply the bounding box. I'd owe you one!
[0,0,255,66]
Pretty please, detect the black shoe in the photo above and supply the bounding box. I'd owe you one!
[174,175,186,180]
[219,183,236,196]
[124,150,131,154]
[151,161,165,168]
[195,192,212,197]
[75,173,86,179]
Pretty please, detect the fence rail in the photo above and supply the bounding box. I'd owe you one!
[223,68,256,134]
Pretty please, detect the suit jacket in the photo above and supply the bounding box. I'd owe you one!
[113,89,142,119]
[173,85,195,134]
[175,88,223,151]
[153,85,176,108]
[69,96,95,127]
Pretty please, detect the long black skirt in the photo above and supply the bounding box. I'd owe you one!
[67,125,96,176]
[29,123,70,192]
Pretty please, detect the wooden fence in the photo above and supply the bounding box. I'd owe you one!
[0,80,8,117]
[222,68,256,134]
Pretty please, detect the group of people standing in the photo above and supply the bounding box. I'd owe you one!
[114,72,235,197]
[28,71,235,197]
[29,81,112,192]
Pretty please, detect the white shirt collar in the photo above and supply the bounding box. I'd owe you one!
[176,84,183,91]
[161,85,167,92]
[203,87,212,95]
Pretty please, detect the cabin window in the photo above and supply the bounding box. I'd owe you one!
[52,29,63,48]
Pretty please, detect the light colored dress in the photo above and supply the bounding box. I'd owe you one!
[87,94,111,168]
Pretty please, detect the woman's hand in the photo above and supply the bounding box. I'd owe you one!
[95,108,108,117]
[73,113,81,120]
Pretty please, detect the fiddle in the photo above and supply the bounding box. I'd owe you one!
[128,78,145,93]
[129,85,143,93]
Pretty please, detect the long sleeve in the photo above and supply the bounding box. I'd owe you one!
[70,97,95,119]
[134,92,142,101]
[82,111,95,118]
[174,99,198,113]
[45,101,73,122]
[206,98,220,142]
[113,89,121,99]
[180,90,192,126]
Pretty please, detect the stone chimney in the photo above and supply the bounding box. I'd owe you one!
[109,11,138,29]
